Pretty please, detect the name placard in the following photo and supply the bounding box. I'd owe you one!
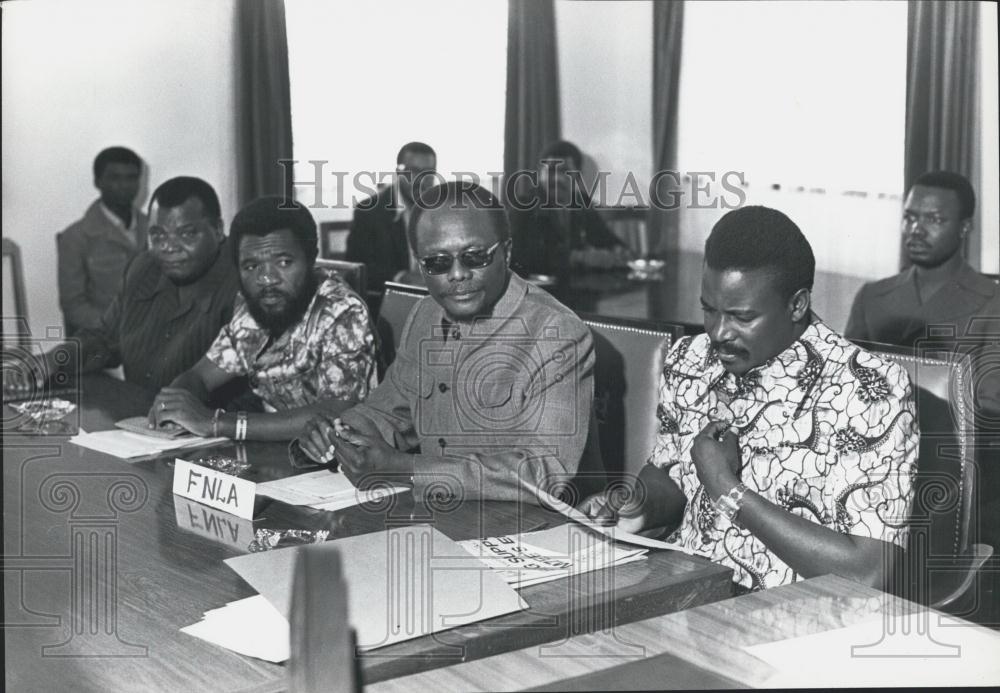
[172,459,256,520]
[173,495,254,550]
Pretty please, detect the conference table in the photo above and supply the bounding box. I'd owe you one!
[373,572,1000,691]
[3,375,734,691]
[548,250,866,334]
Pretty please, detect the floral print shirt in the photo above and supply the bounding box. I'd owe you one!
[649,319,918,590]
[206,274,377,411]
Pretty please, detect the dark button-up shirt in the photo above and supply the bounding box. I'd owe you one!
[75,243,239,389]
[845,262,1000,347]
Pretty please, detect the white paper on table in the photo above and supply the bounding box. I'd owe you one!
[457,525,648,589]
[69,429,227,460]
[524,483,713,558]
[181,595,289,663]
[224,525,527,651]
[745,611,1000,688]
[256,469,406,510]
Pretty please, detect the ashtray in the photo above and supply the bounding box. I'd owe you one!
[192,455,252,476]
[10,398,77,421]
[626,259,666,272]
[248,528,330,552]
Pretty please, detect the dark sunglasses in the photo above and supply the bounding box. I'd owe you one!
[418,239,508,275]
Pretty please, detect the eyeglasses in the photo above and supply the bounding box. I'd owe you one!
[418,239,508,275]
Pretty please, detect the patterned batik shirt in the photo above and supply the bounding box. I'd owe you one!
[648,319,918,591]
[206,274,378,411]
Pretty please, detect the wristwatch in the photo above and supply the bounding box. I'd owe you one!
[714,482,748,525]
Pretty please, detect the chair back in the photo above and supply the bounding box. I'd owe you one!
[580,313,682,481]
[853,339,980,607]
[288,545,359,693]
[319,220,351,260]
[2,237,30,348]
[315,258,367,299]
[376,281,428,373]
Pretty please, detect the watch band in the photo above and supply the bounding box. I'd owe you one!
[211,408,224,438]
[714,482,748,524]
[235,411,248,441]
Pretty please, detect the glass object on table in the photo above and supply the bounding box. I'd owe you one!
[9,398,78,434]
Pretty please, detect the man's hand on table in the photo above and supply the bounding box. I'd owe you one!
[577,487,649,535]
[299,409,412,487]
[148,387,213,436]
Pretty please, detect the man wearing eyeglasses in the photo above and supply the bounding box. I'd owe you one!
[845,170,1000,348]
[346,141,439,300]
[298,182,603,502]
[3,177,239,395]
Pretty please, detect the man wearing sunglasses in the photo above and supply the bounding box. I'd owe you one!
[298,182,603,502]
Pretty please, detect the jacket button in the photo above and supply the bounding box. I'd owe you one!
[437,437,446,448]
[438,382,449,393]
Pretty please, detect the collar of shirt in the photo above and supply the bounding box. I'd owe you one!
[695,317,830,400]
[99,201,138,235]
[429,271,528,339]
[239,276,342,361]
[905,261,999,302]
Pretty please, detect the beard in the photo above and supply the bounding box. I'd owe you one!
[244,273,319,338]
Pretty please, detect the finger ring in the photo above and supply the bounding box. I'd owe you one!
[160,402,166,410]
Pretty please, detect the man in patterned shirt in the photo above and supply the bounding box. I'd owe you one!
[148,196,377,441]
[581,206,919,592]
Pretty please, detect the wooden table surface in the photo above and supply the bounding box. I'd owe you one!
[552,250,866,334]
[3,375,733,692]
[370,573,1000,692]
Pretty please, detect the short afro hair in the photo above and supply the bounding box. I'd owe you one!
[408,181,509,250]
[396,141,436,166]
[148,176,222,223]
[911,170,976,220]
[93,146,142,179]
[539,140,583,170]
[229,196,318,266]
[704,206,815,300]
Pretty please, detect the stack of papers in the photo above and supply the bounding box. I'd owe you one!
[255,469,407,512]
[218,526,526,655]
[70,429,228,460]
[181,595,289,663]
[458,525,647,589]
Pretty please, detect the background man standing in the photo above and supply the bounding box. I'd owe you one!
[58,146,148,335]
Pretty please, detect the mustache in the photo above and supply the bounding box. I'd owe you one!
[444,284,481,296]
[712,342,748,358]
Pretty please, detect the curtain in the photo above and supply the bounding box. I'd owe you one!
[648,0,684,256]
[235,0,294,207]
[904,0,981,266]
[503,0,561,192]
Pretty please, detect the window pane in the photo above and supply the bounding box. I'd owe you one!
[286,0,508,222]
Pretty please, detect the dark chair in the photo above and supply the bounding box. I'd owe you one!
[853,339,992,613]
[375,281,428,375]
[315,258,367,299]
[2,237,31,348]
[579,313,682,482]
